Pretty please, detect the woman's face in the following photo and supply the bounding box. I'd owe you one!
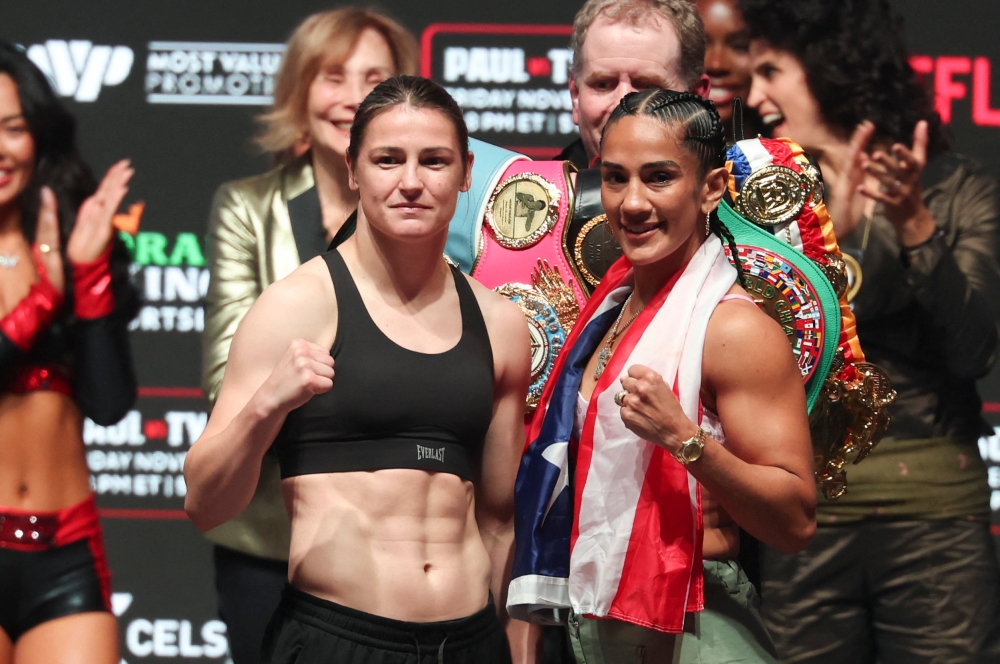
[697,0,752,127]
[746,41,833,151]
[349,105,471,242]
[600,115,726,268]
[306,28,395,158]
[0,73,35,212]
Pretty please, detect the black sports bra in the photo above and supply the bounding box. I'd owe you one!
[274,250,495,481]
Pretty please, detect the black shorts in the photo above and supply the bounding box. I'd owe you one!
[261,584,512,664]
[0,538,109,642]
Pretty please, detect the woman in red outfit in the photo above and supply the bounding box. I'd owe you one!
[0,42,137,664]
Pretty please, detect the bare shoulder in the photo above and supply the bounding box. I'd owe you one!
[461,273,530,373]
[234,256,337,349]
[461,273,526,337]
[703,284,801,389]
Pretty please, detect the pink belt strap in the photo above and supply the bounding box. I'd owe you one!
[472,160,586,411]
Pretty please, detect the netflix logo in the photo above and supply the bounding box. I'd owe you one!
[912,55,1000,127]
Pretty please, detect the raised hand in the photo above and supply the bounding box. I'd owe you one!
[260,339,335,414]
[858,120,936,247]
[825,120,876,239]
[34,186,64,294]
[67,159,133,264]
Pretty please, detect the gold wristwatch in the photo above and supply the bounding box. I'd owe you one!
[673,427,706,465]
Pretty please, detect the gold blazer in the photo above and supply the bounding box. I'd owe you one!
[201,154,316,561]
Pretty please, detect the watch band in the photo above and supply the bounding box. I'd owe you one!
[673,427,706,465]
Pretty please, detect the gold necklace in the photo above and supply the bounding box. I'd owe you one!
[594,293,642,379]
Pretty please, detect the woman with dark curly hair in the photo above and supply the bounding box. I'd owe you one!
[740,0,1000,661]
[0,42,137,663]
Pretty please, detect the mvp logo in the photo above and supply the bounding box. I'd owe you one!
[26,40,133,102]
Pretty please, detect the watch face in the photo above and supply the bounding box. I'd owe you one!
[681,442,703,463]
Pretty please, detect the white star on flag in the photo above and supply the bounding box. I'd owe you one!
[540,441,569,521]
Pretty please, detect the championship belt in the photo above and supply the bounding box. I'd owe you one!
[445,141,587,412]
[445,138,529,273]
[469,159,584,411]
[726,137,896,499]
[564,168,623,295]
[445,154,589,412]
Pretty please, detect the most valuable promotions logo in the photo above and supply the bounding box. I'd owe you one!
[26,40,134,102]
[145,42,283,104]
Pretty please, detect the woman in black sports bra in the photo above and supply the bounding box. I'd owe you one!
[185,76,531,664]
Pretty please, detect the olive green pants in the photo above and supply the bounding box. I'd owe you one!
[567,561,779,664]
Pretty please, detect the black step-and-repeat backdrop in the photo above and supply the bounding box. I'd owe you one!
[4,1,1000,661]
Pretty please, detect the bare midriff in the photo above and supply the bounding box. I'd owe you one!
[0,391,90,511]
[284,469,492,623]
[702,490,740,560]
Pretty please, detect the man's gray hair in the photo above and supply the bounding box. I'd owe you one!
[570,0,707,91]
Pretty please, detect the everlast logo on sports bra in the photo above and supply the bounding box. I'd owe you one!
[416,445,446,463]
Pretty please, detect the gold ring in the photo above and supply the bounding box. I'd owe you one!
[39,243,52,253]
[614,389,629,407]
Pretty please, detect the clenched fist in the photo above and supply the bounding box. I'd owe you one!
[262,339,335,414]
[618,364,699,454]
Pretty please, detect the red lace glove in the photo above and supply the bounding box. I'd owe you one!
[71,243,115,320]
[0,252,64,351]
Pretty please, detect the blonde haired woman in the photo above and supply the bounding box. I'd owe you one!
[200,9,418,664]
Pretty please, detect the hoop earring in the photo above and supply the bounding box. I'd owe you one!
[705,212,712,237]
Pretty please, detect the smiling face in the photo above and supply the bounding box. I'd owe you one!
[571,13,695,163]
[348,105,472,242]
[0,73,35,214]
[600,114,727,270]
[747,41,835,151]
[697,0,751,127]
[306,28,395,158]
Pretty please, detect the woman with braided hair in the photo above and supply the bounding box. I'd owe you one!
[508,89,815,663]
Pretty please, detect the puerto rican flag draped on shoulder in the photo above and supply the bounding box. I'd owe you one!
[507,235,737,633]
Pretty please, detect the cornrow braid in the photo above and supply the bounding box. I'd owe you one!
[602,89,742,281]
[602,89,726,175]
[709,209,747,285]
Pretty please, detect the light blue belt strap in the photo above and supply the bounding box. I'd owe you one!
[446,138,528,273]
